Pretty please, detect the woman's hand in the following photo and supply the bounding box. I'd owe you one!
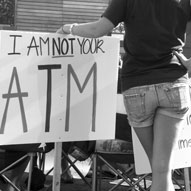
[56,24,71,34]
[173,51,191,73]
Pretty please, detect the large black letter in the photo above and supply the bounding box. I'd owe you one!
[38,64,61,132]
[8,35,22,55]
[65,63,97,132]
[39,37,50,56]
[27,36,39,56]
[0,67,28,134]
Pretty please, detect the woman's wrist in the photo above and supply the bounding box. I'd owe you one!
[69,23,78,35]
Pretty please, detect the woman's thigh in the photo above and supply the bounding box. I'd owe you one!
[152,112,185,171]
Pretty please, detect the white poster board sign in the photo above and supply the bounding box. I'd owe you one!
[0,30,120,145]
[132,112,191,174]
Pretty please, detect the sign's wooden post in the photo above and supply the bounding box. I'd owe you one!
[53,142,62,191]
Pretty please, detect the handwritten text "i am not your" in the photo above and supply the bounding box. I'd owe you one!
[8,35,105,57]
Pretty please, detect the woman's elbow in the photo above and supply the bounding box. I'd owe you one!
[92,29,111,38]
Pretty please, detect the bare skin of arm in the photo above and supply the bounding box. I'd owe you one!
[56,17,115,38]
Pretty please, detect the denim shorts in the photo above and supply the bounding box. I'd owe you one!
[122,81,191,127]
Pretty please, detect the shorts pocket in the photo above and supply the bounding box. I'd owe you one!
[164,84,189,112]
[123,92,146,117]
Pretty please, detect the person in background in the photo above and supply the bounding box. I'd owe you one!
[57,1,191,191]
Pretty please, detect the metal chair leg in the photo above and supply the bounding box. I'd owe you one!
[27,153,35,191]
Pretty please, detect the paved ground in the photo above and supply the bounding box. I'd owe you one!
[0,169,185,191]
[33,170,186,191]
[24,171,185,191]
[43,177,130,191]
[40,175,152,191]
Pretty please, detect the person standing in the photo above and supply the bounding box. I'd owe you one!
[57,1,191,191]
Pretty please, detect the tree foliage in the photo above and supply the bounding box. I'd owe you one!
[113,22,125,34]
[0,0,15,25]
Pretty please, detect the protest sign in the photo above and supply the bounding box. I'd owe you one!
[0,30,120,145]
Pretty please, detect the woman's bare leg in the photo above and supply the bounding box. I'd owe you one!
[151,113,184,191]
[133,125,153,165]
[134,113,184,191]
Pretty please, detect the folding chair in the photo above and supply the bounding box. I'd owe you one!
[91,113,151,191]
[92,140,151,191]
[172,169,190,191]
[0,142,54,191]
[44,141,95,190]
[0,149,30,191]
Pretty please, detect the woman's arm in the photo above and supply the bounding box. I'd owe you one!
[56,17,115,38]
